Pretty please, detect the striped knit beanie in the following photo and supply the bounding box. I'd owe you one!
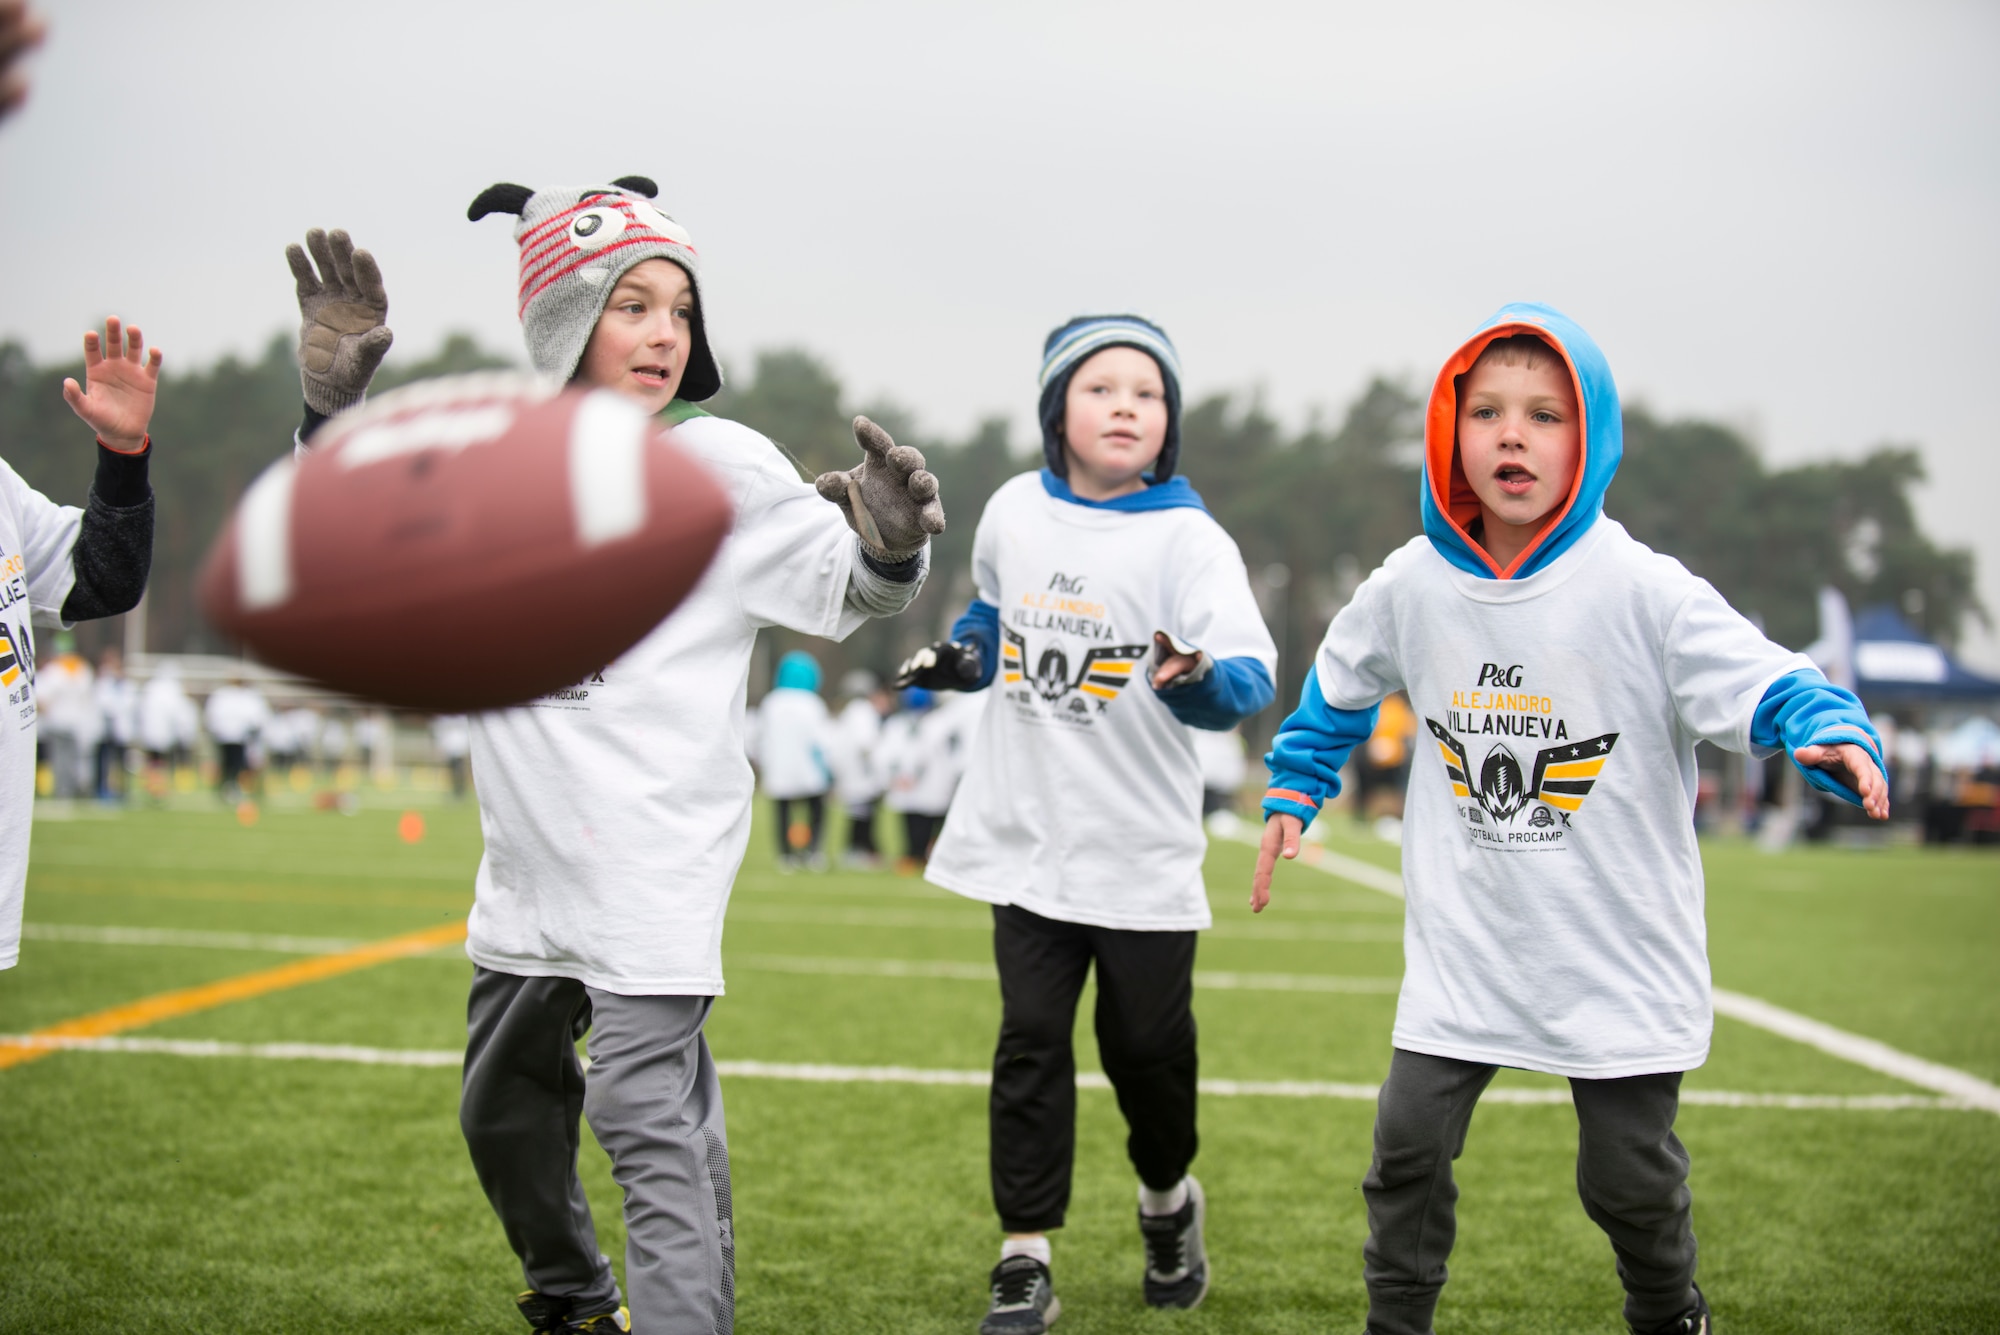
[1037,314,1184,482]
[467,176,722,401]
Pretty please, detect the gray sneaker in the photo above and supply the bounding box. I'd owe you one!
[979,1255,1061,1334]
[1139,1176,1209,1309]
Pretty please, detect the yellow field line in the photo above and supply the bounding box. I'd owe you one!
[0,919,468,1072]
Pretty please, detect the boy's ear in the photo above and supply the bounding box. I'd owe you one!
[611,175,658,198]
[467,183,536,221]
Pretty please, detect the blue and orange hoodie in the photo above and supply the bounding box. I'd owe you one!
[1262,303,1883,826]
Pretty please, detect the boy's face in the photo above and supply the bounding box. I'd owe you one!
[1061,346,1168,498]
[576,259,695,414]
[1456,356,1582,547]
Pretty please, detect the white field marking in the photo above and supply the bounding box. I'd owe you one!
[1227,831,1406,900]
[7,1037,1970,1112]
[1232,834,2000,1113]
[568,391,648,546]
[727,953,1401,994]
[1711,988,2000,1114]
[25,850,475,881]
[723,903,1402,943]
[18,922,467,960]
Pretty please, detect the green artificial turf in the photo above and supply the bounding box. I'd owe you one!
[0,798,1995,1333]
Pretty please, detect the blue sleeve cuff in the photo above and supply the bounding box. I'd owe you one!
[949,599,1000,690]
[1260,668,1379,831]
[1750,668,1886,807]
[1156,656,1275,730]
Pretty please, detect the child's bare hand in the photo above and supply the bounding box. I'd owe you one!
[1251,813,1303,913]
[62,316,161,453]
[1794,741,1890,820]
[1150,631,1203,689]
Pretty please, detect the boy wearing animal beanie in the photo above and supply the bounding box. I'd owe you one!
[281,179,945,1335]
[899,315,1278,1334]
[1254,304,1889,1335]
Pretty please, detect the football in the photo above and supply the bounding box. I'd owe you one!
[198,373,733,711]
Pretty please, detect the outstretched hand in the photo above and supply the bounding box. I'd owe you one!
[287,227,392,414]
[814,416,946,562]
[62,317,160,453]
[1250,813,1303,913]
[1794,741,1890,820]
[1150,631,1204,690]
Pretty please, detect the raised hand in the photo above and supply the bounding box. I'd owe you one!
[61,316,161,454]
[1794,741,1891,820]
[1250,812,1302,913]
[814,416,946,562]
[286,227,393,414]
[0,0,47,124]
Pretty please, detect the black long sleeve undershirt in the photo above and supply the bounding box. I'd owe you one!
[60,443,154,622]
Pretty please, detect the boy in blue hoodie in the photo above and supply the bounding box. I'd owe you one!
[1254,304,1888,1335]
[899,315,1278,1334]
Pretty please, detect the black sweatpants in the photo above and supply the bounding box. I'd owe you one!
[845,803,878,855]
[989,904,1199,1233]
[901,811,942,863]
[1362,1048,1697,1335]
[773,795,824,857]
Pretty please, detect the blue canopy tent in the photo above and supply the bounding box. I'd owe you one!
[1851,606,2000,705]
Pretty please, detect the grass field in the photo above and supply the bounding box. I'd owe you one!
[2,793,1997,1334]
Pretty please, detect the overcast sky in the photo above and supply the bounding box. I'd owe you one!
[5,0,1997,666]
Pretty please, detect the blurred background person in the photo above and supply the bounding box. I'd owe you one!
[1351,690,1416,827]
[883,686,983,871]
[35,632,95,799]
[753,650,836,871]
[1191,724,1248,835]
[319,709,350,778]
[91,646,133,801]
[135,659,189,798]
[433,713,470,799]
[203,674,270,803]
[831,670,891,869]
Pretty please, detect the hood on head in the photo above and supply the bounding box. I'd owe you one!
[1419,302,1621,580]
[774,650,822,693]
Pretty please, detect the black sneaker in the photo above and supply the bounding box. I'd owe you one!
[980,1255,1061,1334]
[1635,1285,1712,1335]
[515,1293,630,1334]
[1139,1176,1209,1309]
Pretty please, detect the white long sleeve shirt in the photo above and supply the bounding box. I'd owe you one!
[465,412,925,995]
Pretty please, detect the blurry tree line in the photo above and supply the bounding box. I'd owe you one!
[0,334,1981,748]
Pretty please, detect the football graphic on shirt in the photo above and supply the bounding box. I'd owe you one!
[1428,717,1620,833]
[1002,626,1149,714]
[198,373,733,711]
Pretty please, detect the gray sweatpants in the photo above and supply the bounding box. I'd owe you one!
[1362,1048,1696,1335]
[460,968,736,1335]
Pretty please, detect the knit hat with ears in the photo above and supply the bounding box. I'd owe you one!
[1036,314,1184,483]
[467,176,723,400]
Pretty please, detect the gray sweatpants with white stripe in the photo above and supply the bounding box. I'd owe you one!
[460,968,736,1334]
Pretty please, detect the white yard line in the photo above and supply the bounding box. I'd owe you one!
[1711,989,2000,1114]
[3,1036,1971,1111]
[21,923,370,954]
[1231,834,2000,1114]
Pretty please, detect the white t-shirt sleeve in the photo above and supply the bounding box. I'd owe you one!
[1662,576,1813,756]
[1171,524,1277,671]
[1314,561,1406,709]
[724,459,865,639]
[1,457,82,624]
[971,501,1002,606]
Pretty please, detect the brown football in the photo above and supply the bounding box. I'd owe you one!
[198,373,733,711]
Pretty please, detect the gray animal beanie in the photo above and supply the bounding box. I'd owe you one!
[1036,314,1183,482]
[467,176,722,400]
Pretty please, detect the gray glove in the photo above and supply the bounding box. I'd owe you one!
[286,228,393,415]
[813,416,946,562]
